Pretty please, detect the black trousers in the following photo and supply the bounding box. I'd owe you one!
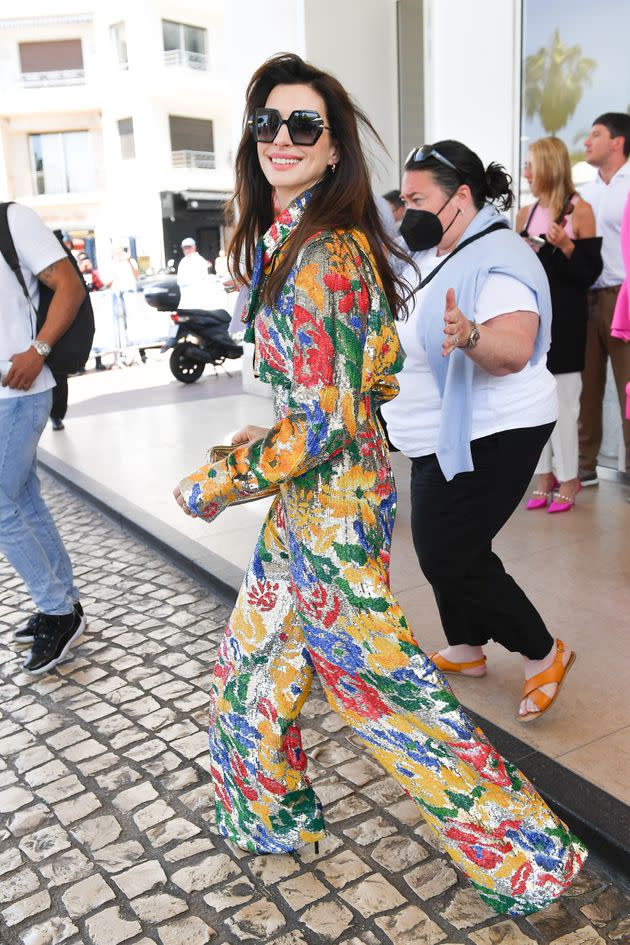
[410,423,555,660]
[50,374,68,422]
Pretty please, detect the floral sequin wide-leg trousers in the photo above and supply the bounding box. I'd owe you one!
[207,445,585,916]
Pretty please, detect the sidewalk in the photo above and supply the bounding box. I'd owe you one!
[36,359,630,851]
[1,474,629,945]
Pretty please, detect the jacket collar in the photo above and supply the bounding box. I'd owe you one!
[244,188,313,322]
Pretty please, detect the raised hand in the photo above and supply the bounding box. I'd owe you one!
[442,288,472,357]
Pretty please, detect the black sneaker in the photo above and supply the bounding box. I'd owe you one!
[22,609,86,676]
[51,418,65,431]
[13,613,43,645]
[578,469,599,487]
[13,602,84,645]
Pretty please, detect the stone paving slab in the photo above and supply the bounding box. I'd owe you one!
[0,474,629,945]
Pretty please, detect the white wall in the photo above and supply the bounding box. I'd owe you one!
[1,1,232,269]
[223,1,307,398]
[224,0,306,155]
[223,0,399,192]
[304,0,399,193]
[423,0,520,182]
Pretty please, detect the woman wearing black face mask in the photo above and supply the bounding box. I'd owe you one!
[382,140,576,724]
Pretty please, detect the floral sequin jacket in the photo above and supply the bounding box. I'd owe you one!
[178,192,404,520]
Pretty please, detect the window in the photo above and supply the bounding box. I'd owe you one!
[169,116,215,168]
[162,19,207,69]
[19,40,84,86]
[117,118,135,159]
[110,22,128,69]
[29,132,96,195]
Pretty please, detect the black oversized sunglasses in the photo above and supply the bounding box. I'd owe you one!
[405,145,461,176]
[247,107,330,146]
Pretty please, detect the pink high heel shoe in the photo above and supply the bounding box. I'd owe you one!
[548,482,581,514]
[526,490,550,510]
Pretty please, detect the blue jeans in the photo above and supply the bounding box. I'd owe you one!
[0,390,78,614]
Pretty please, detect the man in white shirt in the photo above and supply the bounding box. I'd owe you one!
[382,189,406,233]
[375,193,401,244]
[0,202,86,675]
[578,112,630,482]
[177,237,210,310]
[214,248,229,279]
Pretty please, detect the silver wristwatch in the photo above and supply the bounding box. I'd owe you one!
[31,340,52,358]
[464,322,480,350]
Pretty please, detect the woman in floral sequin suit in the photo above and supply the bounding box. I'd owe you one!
[174,54,585,915]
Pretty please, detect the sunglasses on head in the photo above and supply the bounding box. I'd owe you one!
[247,107,330,146]
[405,145,461,175]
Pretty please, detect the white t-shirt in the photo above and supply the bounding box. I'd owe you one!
[0,203,64,400]
[109,255,138,292]
[382,248,558,458]
[579,161,630,288]
[177,252,210,309]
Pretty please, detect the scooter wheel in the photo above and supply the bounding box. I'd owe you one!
[169,345,205,383]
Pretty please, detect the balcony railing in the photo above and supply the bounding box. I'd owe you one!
[172,150,215,170]
[163,49,207,71]
[21,69,85,88]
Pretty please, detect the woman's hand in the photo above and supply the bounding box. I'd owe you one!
[442,288,472,356]
[546,222,573,256]
[173,485,197,517]
[231,425,270,447]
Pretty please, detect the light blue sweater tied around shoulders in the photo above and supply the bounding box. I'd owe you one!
[416,203,552,481]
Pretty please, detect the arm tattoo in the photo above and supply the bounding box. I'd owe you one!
[37,260,62,287]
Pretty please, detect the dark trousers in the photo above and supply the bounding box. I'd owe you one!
[50,374,68,422]
[579,285,630,472]
[409,423,555,660]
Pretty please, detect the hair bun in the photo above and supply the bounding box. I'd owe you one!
[485,162,513,211]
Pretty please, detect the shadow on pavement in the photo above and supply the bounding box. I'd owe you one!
[67,372,244,418]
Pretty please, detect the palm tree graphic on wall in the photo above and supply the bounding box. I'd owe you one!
[524,29,597,135]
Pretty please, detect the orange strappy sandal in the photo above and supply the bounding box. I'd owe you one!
[429,652,487,676]
[519,639,576,723]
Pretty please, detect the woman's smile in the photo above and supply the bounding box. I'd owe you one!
[266,151,303,168]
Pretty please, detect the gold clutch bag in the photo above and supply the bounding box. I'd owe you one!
[207,445,279,506]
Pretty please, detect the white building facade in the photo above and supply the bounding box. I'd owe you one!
[0,0,524,275]
[0,0,231,274]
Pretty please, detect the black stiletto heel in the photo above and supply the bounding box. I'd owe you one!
[314,841,320,854]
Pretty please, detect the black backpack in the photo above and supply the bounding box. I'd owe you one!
[0,202,95,374]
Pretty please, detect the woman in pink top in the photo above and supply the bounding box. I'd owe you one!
[517,137,602,512]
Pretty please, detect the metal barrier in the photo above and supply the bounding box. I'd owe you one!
[89,279,236,365]
[90,290,173,363]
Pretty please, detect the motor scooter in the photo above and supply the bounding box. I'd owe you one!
[143,277,243,383]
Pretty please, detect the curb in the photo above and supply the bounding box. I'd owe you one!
[39,450,630,881]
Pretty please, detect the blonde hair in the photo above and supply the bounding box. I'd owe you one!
[529,137,575,220]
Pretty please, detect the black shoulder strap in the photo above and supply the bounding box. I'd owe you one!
[0,202,34,306]
[520,201,539,237]
[419,220,509,289]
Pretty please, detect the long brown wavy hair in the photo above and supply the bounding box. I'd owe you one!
[227,53,409,318]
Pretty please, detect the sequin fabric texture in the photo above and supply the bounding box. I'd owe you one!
[178,193,586,916]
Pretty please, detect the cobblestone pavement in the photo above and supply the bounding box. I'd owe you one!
[1,475,629,945]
